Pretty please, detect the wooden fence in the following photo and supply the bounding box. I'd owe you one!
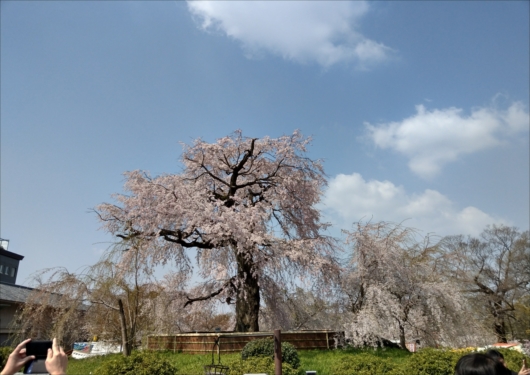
[146,330,341,354]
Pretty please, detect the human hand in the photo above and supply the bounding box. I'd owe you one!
[0,338,35,375]
[45,338,68,375]
[520,359,530,375]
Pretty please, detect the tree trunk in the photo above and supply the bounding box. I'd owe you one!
[128,321,136,355]
[398,323,407,350]
[118,299,130,356]
[235,252,260,332]
[494,316,507,343]
[490,301,508,343]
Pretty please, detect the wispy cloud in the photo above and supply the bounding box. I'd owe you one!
[322,173,505,237]
[187,1,392,68]
[366,101,529,178]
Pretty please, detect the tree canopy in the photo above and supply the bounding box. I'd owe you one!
[96,130,337,332]
[439,224,530,343]
[340,222,481,349]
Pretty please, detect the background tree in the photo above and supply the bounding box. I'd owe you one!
[11,243,165,356]
[9,286,88,350]
[96,130,337,332]
[439,224,530,343]
[259,285,341,331]
[340,221,484,349]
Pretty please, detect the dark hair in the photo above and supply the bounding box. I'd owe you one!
[484,349,504,362]
[455,353,510,375]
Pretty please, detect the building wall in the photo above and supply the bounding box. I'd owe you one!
[0,303,21,345]
[0,254,20,284]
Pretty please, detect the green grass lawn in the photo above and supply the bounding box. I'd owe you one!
[66,348,412,375]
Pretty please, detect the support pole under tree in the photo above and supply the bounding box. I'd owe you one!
[274,329,282,375]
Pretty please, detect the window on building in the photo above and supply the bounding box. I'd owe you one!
[4,266,9,275]
[10,267,15,277]
[0,264,3,274]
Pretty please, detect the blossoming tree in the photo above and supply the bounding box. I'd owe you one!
[340,222,483,349]
[96,130,336,332]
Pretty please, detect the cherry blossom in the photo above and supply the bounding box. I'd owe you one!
[96,130,337,332]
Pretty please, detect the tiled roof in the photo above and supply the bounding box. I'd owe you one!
[0,282,34,303]
[0,281,89,311]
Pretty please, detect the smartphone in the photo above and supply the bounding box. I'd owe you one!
[23,340,52,374]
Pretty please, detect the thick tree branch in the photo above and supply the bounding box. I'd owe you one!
[184,277,236,307]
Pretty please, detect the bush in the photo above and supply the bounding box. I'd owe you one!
[330,352,403,375]
[0,346,13,369]
[241,337,300,369]
[93,351,177,375]
[406,348,465,375]
[225,356,297,375]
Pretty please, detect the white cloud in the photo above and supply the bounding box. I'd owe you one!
[322,173,506,237]
[366,101,529,178]
[186,1,391,68]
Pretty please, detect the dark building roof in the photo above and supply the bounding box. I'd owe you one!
[0,248,24,261]
[0,281,89,311]
[0,281,34,303]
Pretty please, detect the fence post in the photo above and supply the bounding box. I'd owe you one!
[274,329,282,375]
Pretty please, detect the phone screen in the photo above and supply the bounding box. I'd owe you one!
[25,341,52,359]
[24,341,52,374]
[23,360,48,374]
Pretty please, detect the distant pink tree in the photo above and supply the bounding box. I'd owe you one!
[96,130,337,332]
[340,222,483,349]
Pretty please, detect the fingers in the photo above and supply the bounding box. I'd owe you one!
[14,338,31,353]
[21,354,35,364]
[52,337,65,355]
[47,347,53,360]
[52,337,59,353]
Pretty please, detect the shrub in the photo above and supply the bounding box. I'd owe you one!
[93,351,177,375]
[406,348,465,375]
[241,337,300,369]
[0,346,12,369]
[225,356,297,375]
[329,352,402,375]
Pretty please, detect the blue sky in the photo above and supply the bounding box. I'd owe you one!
[1,1,528,285]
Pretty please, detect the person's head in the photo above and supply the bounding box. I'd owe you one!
[485,349,506,366]
[455,353,510,375]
